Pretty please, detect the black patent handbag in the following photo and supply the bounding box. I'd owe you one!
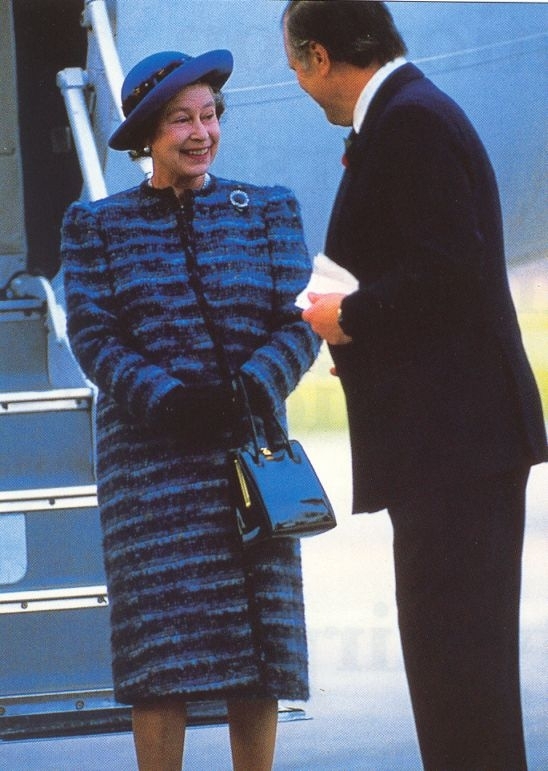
[231,392,337,548]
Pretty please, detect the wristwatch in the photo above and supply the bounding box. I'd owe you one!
[337,304,345,330]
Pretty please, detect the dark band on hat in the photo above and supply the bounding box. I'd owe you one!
[122,58,184,117]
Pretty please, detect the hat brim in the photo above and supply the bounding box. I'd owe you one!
[109,49,233,151]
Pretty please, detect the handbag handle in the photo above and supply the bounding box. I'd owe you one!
[177,202,293,461]
[239,389,297,465]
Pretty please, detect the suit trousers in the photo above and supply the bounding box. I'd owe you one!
[388,466,529,771]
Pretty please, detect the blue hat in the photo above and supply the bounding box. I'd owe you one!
[109,49,233,150]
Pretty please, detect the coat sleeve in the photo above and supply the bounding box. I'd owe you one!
[239,187,321,414]
[61,201,188,424]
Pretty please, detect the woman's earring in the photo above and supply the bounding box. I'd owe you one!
[143,145,151,155]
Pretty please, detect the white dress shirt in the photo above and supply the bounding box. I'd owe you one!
[353,57,407,133]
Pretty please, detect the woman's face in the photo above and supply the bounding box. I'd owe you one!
[149,83,220,193]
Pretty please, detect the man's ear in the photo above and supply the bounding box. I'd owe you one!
[309,41,331,73]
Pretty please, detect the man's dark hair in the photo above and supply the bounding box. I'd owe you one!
[283,0,407,68]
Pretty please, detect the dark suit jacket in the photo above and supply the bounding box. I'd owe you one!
[326,63,547,513]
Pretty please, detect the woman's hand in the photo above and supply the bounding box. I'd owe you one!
[153,383,237,438]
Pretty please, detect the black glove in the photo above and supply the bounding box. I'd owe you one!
[153,383,237,440]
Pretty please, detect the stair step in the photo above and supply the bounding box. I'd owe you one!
[0,389,95,489]
[0,301,49,391]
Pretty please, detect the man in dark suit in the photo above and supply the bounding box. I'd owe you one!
[283,2,547,769]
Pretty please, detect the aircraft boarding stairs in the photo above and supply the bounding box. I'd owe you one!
[0,272,128,739]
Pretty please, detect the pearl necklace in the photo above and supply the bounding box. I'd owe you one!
[147,172,210,192]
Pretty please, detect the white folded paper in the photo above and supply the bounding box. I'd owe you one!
[296,253,358,310]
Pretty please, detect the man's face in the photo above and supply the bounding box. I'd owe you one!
[283,22,325,106]
[283,19,351,126]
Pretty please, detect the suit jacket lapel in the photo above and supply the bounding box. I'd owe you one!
[326,63,425,262]
[354,63,424,154]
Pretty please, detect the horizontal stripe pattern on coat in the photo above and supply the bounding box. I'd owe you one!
[61,176,320,703]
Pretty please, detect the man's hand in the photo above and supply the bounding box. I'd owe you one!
[302,292,352,345]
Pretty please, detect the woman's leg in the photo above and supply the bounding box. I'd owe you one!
[132,697,187,771]
[227,697,278,771]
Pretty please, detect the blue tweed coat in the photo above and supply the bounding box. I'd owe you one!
[61,176,320,704]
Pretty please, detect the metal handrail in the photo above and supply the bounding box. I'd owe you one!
[57,0,150,203]
[83,0,125,124]
[56,67,108,202]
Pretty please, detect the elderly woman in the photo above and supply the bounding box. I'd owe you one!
[61,48,319,771]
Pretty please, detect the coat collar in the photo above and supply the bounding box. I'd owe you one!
[138,174,218,206]
[346,63,425,166]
